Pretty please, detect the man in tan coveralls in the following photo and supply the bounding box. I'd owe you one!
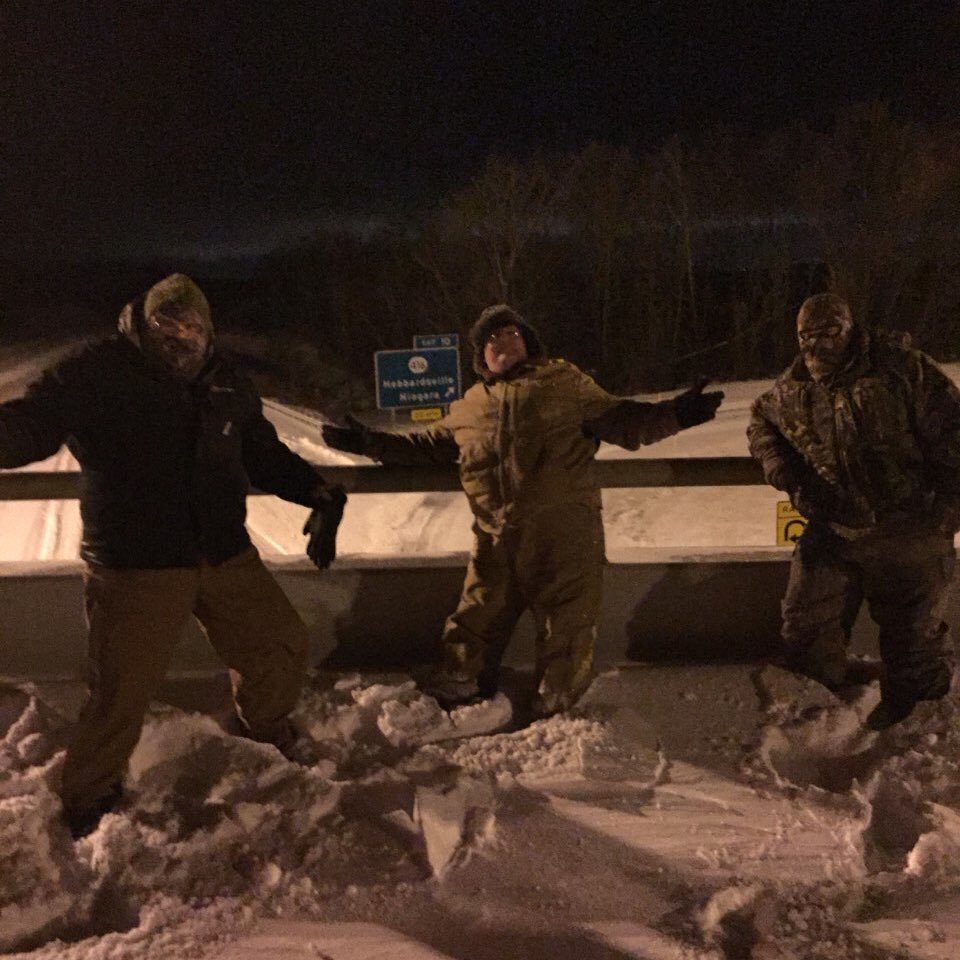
[323,304,723,717]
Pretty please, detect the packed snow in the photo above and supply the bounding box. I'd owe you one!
[3,345,960,958]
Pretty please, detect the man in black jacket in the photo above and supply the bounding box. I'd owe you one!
[0,274,345,838]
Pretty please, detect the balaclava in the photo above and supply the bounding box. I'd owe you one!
[797,293,856,383]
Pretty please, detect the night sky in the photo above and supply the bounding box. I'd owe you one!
[2,0,958,262]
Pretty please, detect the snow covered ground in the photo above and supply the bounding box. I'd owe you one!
[3,345,960,958]
[5,663,960,959]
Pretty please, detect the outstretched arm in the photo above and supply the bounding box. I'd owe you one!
[0,360,78,468]
[582,376,723,450]
[322,414,459,466]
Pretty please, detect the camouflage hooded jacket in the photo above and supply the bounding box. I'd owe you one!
[362,358,680,534]
[747,328,960,530]
[0,300,325,568]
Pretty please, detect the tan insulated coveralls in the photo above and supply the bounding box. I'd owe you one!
[367,358,681,711]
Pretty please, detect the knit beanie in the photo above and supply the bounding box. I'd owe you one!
[469,304,544,376]
[144,273,213,335]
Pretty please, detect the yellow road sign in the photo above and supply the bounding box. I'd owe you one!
[776,500,807,545]
[411,407,443,422]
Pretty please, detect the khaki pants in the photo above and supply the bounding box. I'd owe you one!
[782,522,955,709]
[60,546,308,819]
[442,504,605,712]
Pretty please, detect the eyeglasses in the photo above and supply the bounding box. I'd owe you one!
[798,323,843,345]
[148,307,207,337]
[487,326,523,344]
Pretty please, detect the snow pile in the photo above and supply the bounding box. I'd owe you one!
[731,668,960,957]
[0,674,500,956]
[421,713,626,785]
[0,783,89,954]
[379,692,513,746]
[4,898,255,960]
[4,667,960,957]
[866,697,960,885]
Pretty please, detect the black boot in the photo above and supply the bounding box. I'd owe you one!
[422,671,482,710]
[865,699,916,731]
[65,784,123,840]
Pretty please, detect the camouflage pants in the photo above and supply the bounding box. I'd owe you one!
[441,504,606,713]
[60,546,309,822]
[782,521,955,709]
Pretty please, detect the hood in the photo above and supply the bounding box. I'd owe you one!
[118,273,214,348]
[469,304,545,379]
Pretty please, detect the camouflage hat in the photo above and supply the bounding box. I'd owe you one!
[796,292,854,328]
[143,274,213,333]
[469,304,544,375]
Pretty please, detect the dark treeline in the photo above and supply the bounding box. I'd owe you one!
[249,102,960,392]
[3,102,960,397]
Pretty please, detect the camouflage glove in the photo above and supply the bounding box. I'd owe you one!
[792,484,823,522]
[792,469,845,523]
[321,414,369,456]
[303,484,348,569]
[673,378,724,429]
[766,460,826,521]
[765,460,801,495]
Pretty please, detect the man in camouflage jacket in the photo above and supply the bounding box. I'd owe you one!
[324,304,723,717]
[0,274,345,837]
[748,293,960,729]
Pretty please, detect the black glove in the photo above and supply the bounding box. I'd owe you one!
[321,413,369,455]
[673,378,724,429]
[303,484,348,569]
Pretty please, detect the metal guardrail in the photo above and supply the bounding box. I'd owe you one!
[0,458,764,500]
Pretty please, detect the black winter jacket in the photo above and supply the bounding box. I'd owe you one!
[0,337,325,568]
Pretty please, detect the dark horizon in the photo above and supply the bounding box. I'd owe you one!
[3,1,959,264]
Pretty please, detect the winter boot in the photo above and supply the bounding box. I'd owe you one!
[422,671,483,710]
[837,657,884,688]
[65,783,123,841]
[865,699,916,731]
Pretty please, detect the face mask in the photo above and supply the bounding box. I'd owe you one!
[797,312,854,382]
[142,305,211,380]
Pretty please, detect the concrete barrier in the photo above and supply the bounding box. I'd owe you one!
[0,548,902,681]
